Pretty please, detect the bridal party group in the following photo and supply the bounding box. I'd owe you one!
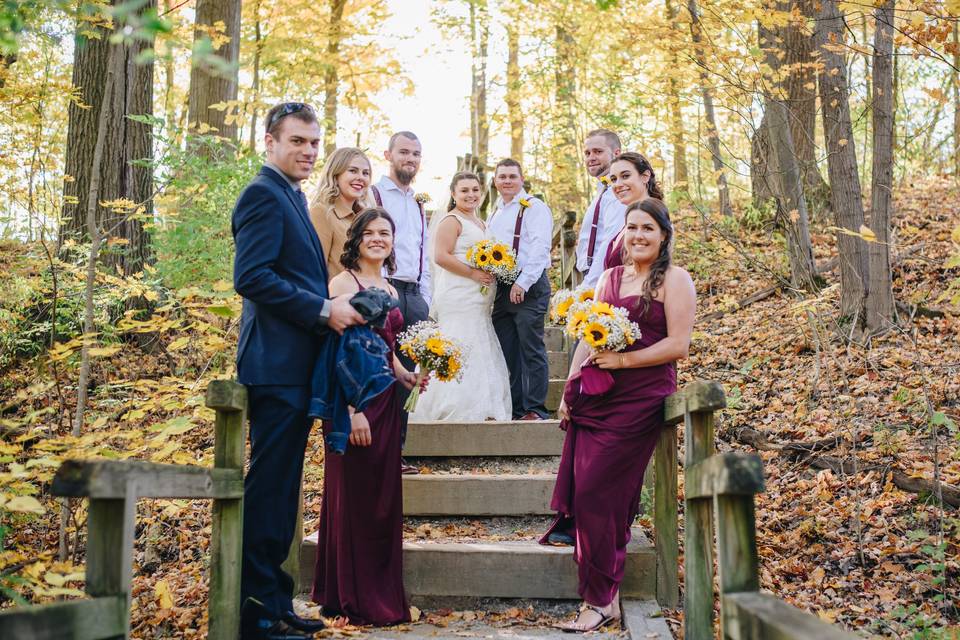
[231,101,696,639]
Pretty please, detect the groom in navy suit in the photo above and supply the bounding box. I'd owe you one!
[233,102,364,639]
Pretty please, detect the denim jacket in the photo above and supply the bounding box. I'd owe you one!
[309,326,395,454]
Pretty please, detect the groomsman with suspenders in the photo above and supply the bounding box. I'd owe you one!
[575,129,625,289]
[490,159,554,421]
[371,131,430,473]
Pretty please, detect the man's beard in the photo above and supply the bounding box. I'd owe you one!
[394,164,418,186]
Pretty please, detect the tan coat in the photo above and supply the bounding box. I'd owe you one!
[310,204,358,280]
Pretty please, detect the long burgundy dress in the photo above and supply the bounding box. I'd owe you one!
[312,285,410,626]
[603,232,624,270]
[541,265,676,607]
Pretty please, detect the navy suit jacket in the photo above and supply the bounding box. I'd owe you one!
[232,167,330,386]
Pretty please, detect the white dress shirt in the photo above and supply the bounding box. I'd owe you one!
[488,189,554,292]
[373,176,432,305]
[575,179,626,288]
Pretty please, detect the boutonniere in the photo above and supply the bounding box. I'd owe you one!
[518,197,531,208]
[414,193,430,204]
[599,175,611,186]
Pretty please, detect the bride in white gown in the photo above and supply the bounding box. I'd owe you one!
[410,171,512,422]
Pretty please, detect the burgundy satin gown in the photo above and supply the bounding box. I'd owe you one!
[312,302,411,626]
[541,265,676,607]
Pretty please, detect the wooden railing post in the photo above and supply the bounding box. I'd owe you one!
[206,380,247,640]
[653,426,678,607]
[85,494,135,639]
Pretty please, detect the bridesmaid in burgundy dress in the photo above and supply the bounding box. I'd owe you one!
[312,208,417,626]
[543,198,696,632]
[602,152,663,270]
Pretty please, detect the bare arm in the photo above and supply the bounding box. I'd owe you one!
[434,215,494,284]
[594,267,696,370]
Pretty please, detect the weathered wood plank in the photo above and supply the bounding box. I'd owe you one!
[52,459,243,499]
[683,408,715,640]
[685,452,765,500]
[715,494,760,595]
[208,385,246,640]
[205,379,247,413]
[653,426,678,608]
[85,496,134,637]
[0,596,127,640]
[664,380,725,425]
[722,592,860,640]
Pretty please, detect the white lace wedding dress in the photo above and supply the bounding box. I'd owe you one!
[410,212,512,422]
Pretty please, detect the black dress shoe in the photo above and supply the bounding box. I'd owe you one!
[281,610,326,633]
[240,598,313,639]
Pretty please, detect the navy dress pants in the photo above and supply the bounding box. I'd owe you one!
[492,271,551,419]
[241,384,313,615]
[387,279,429,446]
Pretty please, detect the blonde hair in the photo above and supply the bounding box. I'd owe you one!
[311,147,374,214]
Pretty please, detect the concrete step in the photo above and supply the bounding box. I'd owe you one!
[547,350,567,378]
[544,326,565,352]
[404,474,555,516]
[299,529,656,600]
[546,379,564,413]
[404,420,564,457]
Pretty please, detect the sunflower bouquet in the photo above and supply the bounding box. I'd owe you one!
[564,299,641,353]
[549,286,595,325]
[397,320,466,412]
[465,239,520,295]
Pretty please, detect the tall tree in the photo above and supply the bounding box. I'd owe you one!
[550,16,580,215]
[323,0,347,156]
[867,1,896,333]
[60,0,155,275]
[187,0,241,140]
[665,0,689,190]
[469,0,489,167]
[506,23,523,162]
[247,0,264,150]
[758,17,817,290]
[815,0,870,321]
[687,0,734,216]
[953,22,959,180]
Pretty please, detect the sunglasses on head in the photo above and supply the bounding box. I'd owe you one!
[268,102,313,130]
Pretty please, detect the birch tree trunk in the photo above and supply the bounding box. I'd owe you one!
[815,0,870,322]
[687,0,734,216]
[187,0,241,141]
[323,0,347,157]
[866,0,896,333]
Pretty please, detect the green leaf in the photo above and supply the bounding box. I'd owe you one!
[207,305,235,318]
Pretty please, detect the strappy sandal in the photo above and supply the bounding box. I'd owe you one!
[556,603,621,633]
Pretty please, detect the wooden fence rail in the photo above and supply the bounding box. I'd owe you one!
[0,379,247,640]
[663,380,859,640]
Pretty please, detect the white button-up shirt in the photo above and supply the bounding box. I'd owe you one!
[575,179,626,288]
[373,176,432,305]
[488,189,553,292]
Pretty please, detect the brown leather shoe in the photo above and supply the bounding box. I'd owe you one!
[519,412,545,421]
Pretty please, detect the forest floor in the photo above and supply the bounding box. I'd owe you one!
[0,178,958,638]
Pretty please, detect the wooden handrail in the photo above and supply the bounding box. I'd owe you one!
[0,380,247,640]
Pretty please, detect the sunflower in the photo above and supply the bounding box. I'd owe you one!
[489,245,505,266]
[590,301,616,317]
[552,297,574,322]
[426,337,446,355]
[578,288,595,302]
[583,321,610,348]
[465,246,476,262]
[440,356,461,380]
[567,308,590,337]
[476,251,490,265]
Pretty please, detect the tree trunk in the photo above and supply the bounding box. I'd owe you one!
[187,0,241,140]
[323,0,347,157]
[953,22,959,180]
[248,0,264,151]
[866,0,896,333]
[759,17,817,290]
[687,0,734,216]
[551,20,580,215]
[60,1,113,243]
[469,0,489,168]
[506,23,523,162]
[783,0,830,213]
[751,111,776,209]
[665,0,689,190]
[60,0,154,275]
[815,0,870,322]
